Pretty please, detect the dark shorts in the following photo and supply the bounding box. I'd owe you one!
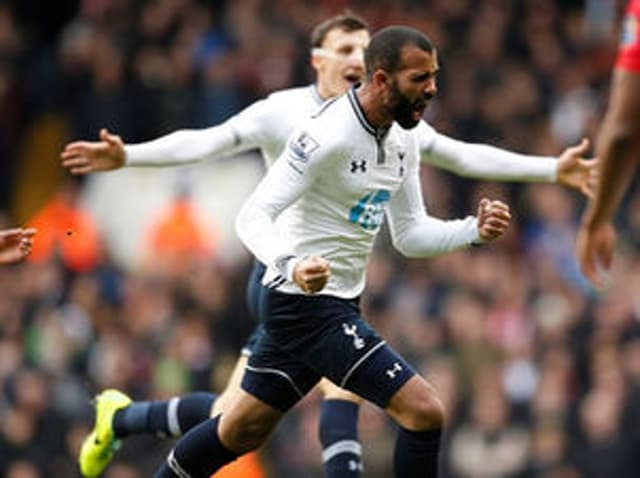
[241,324,266,357]
[241,287,416,412]
[240,262,268,357]
[246,261,267,321]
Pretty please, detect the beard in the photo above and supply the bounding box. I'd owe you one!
[387,79,431,129]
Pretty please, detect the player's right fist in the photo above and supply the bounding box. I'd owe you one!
[477,198,511,242]
[293,255,330,294]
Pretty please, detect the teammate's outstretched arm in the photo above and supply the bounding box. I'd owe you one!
[60,97,274,174]
[61,123,243,174]
[0,228,36,265]
[61,128,126,174]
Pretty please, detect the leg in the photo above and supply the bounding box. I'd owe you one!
[154,390,282,478]
[79,326,265,477]
[113,392,218,439]
[317,379,364,477]
[385,376,445,478]
[79,389,218,477]
[211,322,267,417]
[212,354,249,417]
[155,310,321,477]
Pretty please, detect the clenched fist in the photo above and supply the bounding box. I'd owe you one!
[477,198,511,242]
[293,255,330,294]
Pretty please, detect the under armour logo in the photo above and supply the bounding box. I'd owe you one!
[349,460,364,471]
[398,151,405,161]
[386,362,403,379]
[350,160,367,173]
[342,323,365,349]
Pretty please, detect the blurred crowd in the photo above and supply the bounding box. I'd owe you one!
[2,0,640,477]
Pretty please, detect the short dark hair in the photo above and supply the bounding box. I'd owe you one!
[310,12,369,48]
[364,26,434,78]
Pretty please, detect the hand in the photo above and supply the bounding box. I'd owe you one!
[61,128,126,175]
[556,137,599,199]
[576,219,616,289]
[0,228,36,265]
[477,198,511,242]
[293,255,330,294]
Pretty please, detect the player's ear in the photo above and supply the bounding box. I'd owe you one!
[311,50,324,72]
[372,69,390,89]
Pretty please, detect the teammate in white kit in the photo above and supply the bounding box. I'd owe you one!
[63,14,597,478]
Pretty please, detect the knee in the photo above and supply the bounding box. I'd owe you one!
[221,413,279,453]
[394,393,445,431]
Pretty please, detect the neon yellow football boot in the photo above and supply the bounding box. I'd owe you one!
[79,389,132,477]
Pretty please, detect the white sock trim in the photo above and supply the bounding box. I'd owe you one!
[322,439,362,463]
[167,397,182,437]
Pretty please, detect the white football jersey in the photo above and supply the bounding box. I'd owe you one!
[236,88,481,299]
[225,85,325,167]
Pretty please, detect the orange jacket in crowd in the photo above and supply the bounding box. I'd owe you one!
[212,452,266,478]
[27,190,102,272]
[143,197,218,272]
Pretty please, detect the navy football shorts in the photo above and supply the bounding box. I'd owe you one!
[245,261,266,321]
[240,261,268,357]
[242,287,416,412]
[241,324,266,357]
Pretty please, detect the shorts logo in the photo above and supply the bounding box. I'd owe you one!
[349,460,363,472]
[342,323,365,350]
[288,131,319,162]
[386,362,403,379]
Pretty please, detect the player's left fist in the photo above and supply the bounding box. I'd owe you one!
[477,198,511,242]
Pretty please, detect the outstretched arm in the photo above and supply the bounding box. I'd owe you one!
[60,98,272,174]
[577,68,640,287]
[61,125,239,174]
[0,228,36,265]
[418,122,598,197]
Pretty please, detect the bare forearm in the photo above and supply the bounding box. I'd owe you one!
[588,127,639,224]
[586,69,640,225]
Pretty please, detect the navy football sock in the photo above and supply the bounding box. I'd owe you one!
[319,399,362,477]
[113,392,216,438]
[393,427,442,478]
[154,416,238,478]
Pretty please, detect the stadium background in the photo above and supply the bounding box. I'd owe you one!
[2,0,640,476]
